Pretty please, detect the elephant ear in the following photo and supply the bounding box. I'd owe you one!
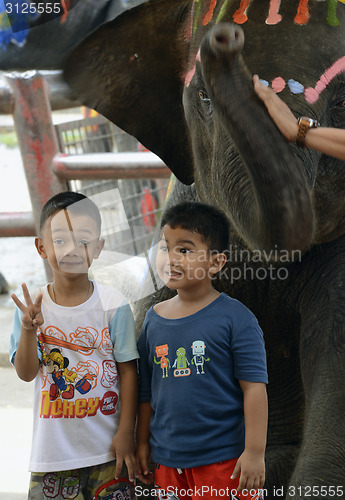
[63,0,195,185]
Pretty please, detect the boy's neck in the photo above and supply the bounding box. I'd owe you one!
[49,274,93,307]
[157,285,220,319]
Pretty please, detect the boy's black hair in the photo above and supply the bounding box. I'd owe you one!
[160,201,229,253]
[40,191,101,233]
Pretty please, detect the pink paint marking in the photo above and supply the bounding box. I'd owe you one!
[185,66,196,87]
[184,49,201,87]
[233,0,251,25]
[271,77,286,93]
[305,56,345,104]
[266,0,282,25]
[184,1,195,41]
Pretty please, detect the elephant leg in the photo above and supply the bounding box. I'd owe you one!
[265,445,300,498]
[291,268,345,497]
[288,358,345,498]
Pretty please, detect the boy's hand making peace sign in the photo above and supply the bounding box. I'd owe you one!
[11,283,44,332]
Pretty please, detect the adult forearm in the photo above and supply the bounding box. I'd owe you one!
[305,127,345,161]
[253,75,345,161]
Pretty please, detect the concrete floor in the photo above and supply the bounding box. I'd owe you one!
[0,365,34,499]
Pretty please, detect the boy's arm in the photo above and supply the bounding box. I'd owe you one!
[11,283,43,382]
[111,359,138,482]
[232,381,268,491]
[136,400,154,484]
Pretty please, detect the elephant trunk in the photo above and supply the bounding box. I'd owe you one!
[200,23,314,254]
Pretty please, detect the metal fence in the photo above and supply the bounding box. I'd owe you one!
[55,114,169,255]
[0,72,171,264]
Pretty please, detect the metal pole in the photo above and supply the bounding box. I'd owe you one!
[0,71,80,115]
[53,152,170,180]
[5,72,68,233]
[0,212,35,237]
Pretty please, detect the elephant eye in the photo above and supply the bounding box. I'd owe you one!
[335,99,345,107]
[198,89,210,102]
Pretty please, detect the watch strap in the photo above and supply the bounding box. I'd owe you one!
[296,117,319,147]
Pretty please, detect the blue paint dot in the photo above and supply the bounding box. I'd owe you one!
[288,79,304,94]
[259,79,269,87]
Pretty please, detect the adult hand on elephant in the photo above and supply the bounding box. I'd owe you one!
[253,74,299,142]
[253,74,345,161]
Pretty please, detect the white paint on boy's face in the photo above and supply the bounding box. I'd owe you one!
[156,225,215,290]
[41,210,103,276]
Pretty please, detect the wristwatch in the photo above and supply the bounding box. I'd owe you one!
[296,117,320,147]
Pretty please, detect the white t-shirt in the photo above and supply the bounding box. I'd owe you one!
[10,282,139,473]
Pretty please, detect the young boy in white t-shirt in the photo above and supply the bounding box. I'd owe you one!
[9,191,139,499]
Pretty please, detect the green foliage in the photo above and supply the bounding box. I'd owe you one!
[0,131,18,149]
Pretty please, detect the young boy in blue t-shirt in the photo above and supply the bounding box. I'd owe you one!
[136,201,268,499]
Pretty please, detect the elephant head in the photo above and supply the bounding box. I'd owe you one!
[64,0,345,256]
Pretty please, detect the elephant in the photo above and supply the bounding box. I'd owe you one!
[62,0,345,497]
[0,0,145,70]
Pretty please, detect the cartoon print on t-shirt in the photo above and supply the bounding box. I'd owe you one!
[45,347,96,401]
[172,347,191,377]
[38,328,98,356]
[46,348,77,401]
[191,340,210,374]
[101,359,119,388]
[154,344,171,378]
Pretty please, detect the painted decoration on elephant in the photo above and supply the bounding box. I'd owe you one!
[259,55,345,103]
[192,0,345,28]
[188,0,345,104]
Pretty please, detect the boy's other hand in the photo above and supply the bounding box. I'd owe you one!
[136,442,154,484]
[111,430,137,483]
[11,283,43,332]
[231,448,265,491]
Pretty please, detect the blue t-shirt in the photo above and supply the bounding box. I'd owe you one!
[137,292,268,468]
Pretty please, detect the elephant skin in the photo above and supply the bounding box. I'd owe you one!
[63,0,345,497]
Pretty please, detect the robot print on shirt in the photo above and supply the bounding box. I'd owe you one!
[191,340,210,374]
[154,341,211,378]
[172,347,191,377]
[154,344,171,378]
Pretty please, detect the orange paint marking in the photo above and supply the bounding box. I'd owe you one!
[233,0,251,24]
[294,0,310,25]
[60,0,69,23]
[203,0,218,25]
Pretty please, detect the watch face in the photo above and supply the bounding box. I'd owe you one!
[298,117,319,128]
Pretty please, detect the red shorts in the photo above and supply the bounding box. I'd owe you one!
[154,459,264,500]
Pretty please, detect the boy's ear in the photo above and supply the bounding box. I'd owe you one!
[35,237,47,259]
[93,238,105,260]
[209,252,227,276]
